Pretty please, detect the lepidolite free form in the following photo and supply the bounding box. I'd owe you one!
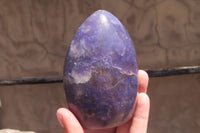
[63,10,138,129]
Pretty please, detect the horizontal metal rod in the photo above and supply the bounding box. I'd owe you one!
[0,76,63,85]
[0,66,199,85]
[146,66,200,77]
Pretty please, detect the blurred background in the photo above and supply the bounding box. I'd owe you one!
[0,0,200,133]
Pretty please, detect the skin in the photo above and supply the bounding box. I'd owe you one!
[57,70,150,133]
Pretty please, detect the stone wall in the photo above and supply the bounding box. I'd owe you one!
[0,0,200,133]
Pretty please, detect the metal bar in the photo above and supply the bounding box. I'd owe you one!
[0,66,199,85]
[146,66,200,77]
[0,76,63,85]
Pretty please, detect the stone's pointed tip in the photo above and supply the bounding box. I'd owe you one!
[93,10,113,16]
[94,10,110,14]
[89,10,119,26]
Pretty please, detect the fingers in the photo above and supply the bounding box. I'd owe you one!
[130,93,150,133]
[138,70,149,93]
[116,69,150,133]
[57,108,84,133]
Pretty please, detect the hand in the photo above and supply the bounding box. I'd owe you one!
[57,70,150,133]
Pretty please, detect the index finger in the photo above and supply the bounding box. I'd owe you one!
[138,70,149,93]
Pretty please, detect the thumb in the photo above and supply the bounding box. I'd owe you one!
[57,108,84,133]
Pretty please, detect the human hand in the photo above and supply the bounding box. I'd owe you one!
[57,70,150,133]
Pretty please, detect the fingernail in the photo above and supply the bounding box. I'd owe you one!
[139,93,150,104]
[57,114,64,127]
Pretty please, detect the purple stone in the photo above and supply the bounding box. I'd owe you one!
[63,10,138,129]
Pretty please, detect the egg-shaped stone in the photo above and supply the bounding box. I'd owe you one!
[63,10,138,129]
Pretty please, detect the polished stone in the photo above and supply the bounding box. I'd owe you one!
[63,10,138,129]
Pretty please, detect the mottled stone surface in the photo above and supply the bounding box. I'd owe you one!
[63,10,138,129]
